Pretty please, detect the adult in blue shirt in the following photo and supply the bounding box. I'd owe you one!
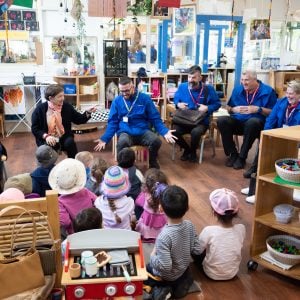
[217,70,277,170]
[173,65,221,162]
[94,76,176,169]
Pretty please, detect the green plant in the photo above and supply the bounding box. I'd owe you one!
[127,0,152,24]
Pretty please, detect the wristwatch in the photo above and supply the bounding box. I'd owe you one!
[257,107,263,114]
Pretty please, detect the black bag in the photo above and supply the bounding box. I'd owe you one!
[22,72,36,85]
[172,109,207,126]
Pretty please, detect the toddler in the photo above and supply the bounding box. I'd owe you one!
[117,147,144,201]
[75,151,94,181]
[135,169,168,242]
[85,157,109,196]
[94,166,135,230]
[49,158,97,237]
[144,185,202,299]
[195,188,246,280]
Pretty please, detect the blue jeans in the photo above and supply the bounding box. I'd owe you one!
[117,130,162,163]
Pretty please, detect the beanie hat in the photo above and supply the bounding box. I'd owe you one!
[101,166,130,199]
[209,188,239,215]
[0,188,25,202]
[36,145,58,168]
[48,158,86,195]
[4,173,32,195]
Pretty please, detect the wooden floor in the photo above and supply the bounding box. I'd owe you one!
[3,129,300,300]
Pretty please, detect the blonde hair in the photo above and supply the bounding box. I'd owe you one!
[91,157,109,184]
[287,80,300,94]
[75,151,94,168]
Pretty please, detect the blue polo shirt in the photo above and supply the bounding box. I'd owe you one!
[228,80,277,122]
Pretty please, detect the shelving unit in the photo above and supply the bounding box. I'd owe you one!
[207,67,235,101]
[269,71,300,99]
[53,75,99,109]
[250,126,300,280]
[166,73,188,102]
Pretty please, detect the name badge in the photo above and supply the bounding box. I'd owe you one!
[123,116,128,123]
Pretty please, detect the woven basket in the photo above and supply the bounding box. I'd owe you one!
[275,158,300,183]
[266,235,300,266]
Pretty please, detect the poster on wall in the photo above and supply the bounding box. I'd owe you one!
[152,0,170,19]
[2,86,26,116]
[250,19,271,40]
[173,6,195,35]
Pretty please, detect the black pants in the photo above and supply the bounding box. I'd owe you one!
[53,135,78,158]
[117,130,162,164]
[172,123,208,154]
[217,116,264,160]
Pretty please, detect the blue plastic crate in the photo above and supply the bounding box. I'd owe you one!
[64,84,76,94]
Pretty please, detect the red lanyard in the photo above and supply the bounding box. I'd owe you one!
[188,85,204,106]
[246,86,259,105]
[285,102,299,124]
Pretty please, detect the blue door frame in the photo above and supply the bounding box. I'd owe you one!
[158,15,244,87]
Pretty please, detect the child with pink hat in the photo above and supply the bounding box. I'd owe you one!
[194,188,246,280]
[94,166,135,230]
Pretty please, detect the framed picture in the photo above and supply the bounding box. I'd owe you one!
[22,11,36,21]
[10,21,24,30]
[7,10,22,21]
[152,0,170,19]
[25,21,39,31]
[173,5,196,35]
[0,21,6,30]
[250,19,271,40]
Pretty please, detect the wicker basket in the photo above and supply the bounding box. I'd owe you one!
[275,158,300,183]
[266,235,300,266]
[79,84,98,95]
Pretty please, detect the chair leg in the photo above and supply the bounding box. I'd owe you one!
[171,143,176,161]
[234,135,239,151]
[199,136,205,164]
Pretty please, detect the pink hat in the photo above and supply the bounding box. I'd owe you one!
[209,188,239,215]
[0,188,25,202]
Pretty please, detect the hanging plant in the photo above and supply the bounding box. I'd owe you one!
[127,0,152,24]
[71,0,86,44]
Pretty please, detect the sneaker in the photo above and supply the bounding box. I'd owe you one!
[189,153,198,163]
[241,187,249,195]
[243,165,257,178]
[233,157,246,170]
[151,286,172,300]
[180,150,191,161]
[246,195,256,204]
[149,160,160,169]
[225,153,238,167]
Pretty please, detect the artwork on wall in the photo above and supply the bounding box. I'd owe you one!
[152,0,170,19]
[173,5,195,35]
[25,21,39,31]
[10,21,24,30]
[250,19,271,40]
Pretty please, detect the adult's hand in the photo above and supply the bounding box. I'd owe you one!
[45,136,58,147]
[177,102,188,109]
[164,129,177,144]
[198,104,208,113]
[88,105,98,113]
[232,106,249,114]
[94,139,106,151]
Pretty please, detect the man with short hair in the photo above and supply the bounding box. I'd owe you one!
[217,70,277,170]
[94,76,176,169]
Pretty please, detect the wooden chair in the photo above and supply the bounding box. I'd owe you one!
[0,114,4,138]
[112,135,149,168]
[0,190,62,288]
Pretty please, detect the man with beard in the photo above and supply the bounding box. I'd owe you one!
[172,65,221,162]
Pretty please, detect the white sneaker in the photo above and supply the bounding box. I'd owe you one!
[246,195,255,204]
[241,187,249,195]
[293,189,300,202]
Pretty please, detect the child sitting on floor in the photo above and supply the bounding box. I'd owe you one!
[117,147,144,201]
[75,151,94,181]
[195,188,246,280]
[144,185,202,300]
[85,157,109,196]
[49,158,97,237]
[94,166,135,230]
[135,169,168,242]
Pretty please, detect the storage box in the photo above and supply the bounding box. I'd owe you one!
[79,84,98,95]
[63,84,76,94]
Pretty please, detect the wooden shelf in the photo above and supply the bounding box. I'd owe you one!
[252,255,300,280]
[255,208,300,236]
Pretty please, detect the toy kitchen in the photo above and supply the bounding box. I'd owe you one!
[61,229,147,299]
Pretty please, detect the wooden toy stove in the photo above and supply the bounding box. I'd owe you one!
[61,229,147,299]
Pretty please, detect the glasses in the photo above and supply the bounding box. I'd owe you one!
[119,89,131,94]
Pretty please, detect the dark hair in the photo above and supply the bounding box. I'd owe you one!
[189,65,202,75]
[117,147,135,169]
[44,84,64,101]
[73,207,102,232]
[161,185,189,219]
[119,76,132,86]
[144,168,168,193]
[150,182,168,212]
[213,210,237,225]
[91,157,109,184]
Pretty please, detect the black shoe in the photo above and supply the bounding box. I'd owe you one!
[233,157,246,170]
[189,153,198,163]
[225,153,238,167]
[149,160,160,169]
[180,150,191,161]
[243,165,257,178]
[151,286,172,300]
